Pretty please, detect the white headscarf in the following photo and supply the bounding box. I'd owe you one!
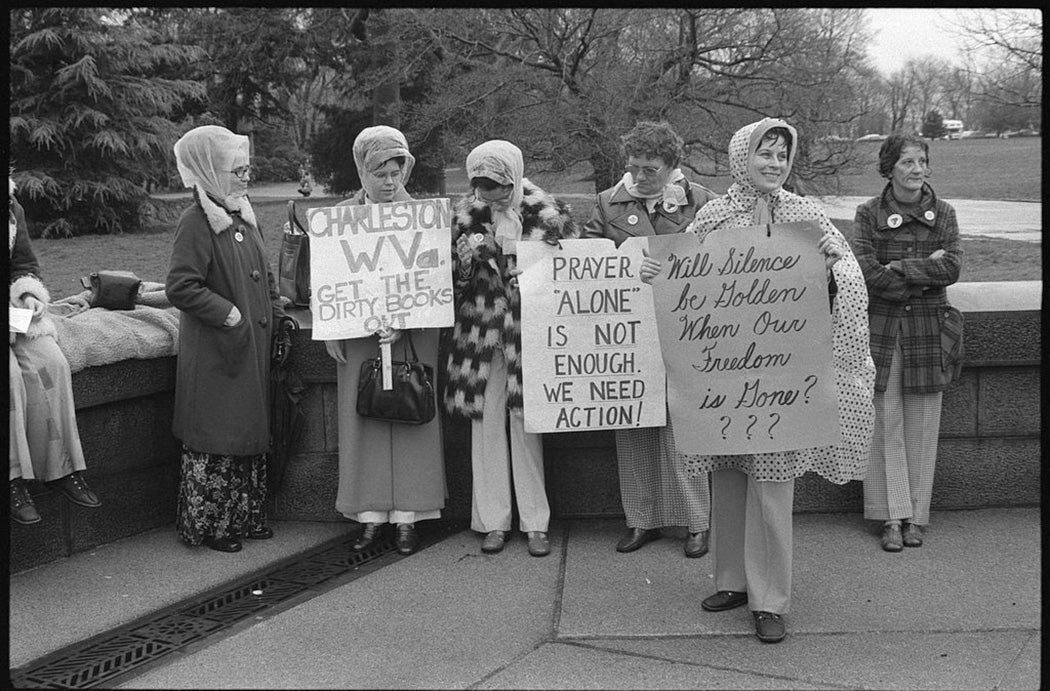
[465,140,524,248]
[173,125,256,230]
[620,167,689,213]
[352,125,416,202]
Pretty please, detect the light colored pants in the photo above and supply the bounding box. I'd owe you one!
[470,350,549,534]
[711,468,794,614]
[9,337,86,482]
[353,510,440,526]
[863,340,942,525]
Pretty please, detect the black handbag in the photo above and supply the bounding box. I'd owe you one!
[80,271,142,310]
[279,200,311,307]
[356,332,436,425]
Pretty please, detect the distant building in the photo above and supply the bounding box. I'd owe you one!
[943,119,964,139]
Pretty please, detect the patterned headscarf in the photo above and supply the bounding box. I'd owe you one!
[352,125,416,202]
[684,118,876,485]
[466,140,525,248]
[173,125,256,229]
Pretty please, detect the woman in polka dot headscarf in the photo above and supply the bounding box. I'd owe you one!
[644,118,875,643]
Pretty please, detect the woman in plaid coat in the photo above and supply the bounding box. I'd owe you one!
[851,132,962,553]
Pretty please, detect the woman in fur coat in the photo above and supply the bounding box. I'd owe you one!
[165,126,286,553]
[446,140,577,557]
[9,176,102,525]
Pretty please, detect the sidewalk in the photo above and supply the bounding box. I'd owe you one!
[9,508,1040,689]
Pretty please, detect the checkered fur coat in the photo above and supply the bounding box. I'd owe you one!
[445,178,577,417]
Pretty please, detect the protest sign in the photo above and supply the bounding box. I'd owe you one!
[306,199,454,340]
[518,238,666,433]
[647,222,840,455]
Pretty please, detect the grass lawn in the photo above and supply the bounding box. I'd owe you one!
[33,193,1041,300]
[28,136,1041,299]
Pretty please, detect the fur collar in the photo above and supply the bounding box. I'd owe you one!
[191,183,257,233]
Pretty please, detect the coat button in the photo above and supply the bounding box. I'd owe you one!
[251,270,261,281]
[904,305,911,312]
[258,317,268,327]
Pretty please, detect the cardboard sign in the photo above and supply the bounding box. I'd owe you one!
[518,238,666,433]
[647,222,840,455]
[306,199,455,340]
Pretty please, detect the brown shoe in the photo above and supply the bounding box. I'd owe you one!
[481,530,507,554]
[526,531,550,557]
[881,522,903,552]
[10,479,41,525]
[616,527,661,553]
[50,472,101,508]
[902,522,924,547]
[684,531,709,558]
[395,524,419,555]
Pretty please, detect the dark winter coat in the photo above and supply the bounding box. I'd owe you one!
[445,179,578,417]
[581,178,717,247]
[852,182,962,393]
[165,189,285,454]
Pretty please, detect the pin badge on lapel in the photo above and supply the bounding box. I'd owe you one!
[887,214,903,229]
[924,210,936,221]
[234,231,244,242]
[627,214,639,226]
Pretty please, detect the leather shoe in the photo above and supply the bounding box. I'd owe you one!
[526,531,550,557]
[10,479,42,525]
[684,531,709,558]
[753,611,786,643]
[395,524,419,555]
[203,536,242,553]
[481,530,506,553]
[881,522,903,552]
[246,526,274,540]
[616,527,660,553]
[701,590,749,612]
[50,471,101,508]
[902,522,924,547]
[352,523,382,551]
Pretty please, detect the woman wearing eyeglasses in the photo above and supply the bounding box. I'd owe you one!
[446,140,578,557]
[165,125,286,553]
[581,120,718,559]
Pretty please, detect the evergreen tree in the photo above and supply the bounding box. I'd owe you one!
[921,109,948,140]
[9,8,207,236]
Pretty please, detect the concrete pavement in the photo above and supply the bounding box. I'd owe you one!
[9,509,1040,689]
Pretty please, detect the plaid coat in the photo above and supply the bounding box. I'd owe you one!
[851,183,962,393]
[445,179,577,417]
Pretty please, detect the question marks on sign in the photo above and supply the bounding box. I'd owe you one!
[719,416,731,440]
[745,414,758,440]
[766,412,781,439]
[802,375,818,404]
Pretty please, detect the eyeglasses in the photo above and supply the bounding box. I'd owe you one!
[229,166,251,180]
[625,164,664,178]
[476,186,513,205]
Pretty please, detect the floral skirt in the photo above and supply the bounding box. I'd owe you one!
[176,445,268,546]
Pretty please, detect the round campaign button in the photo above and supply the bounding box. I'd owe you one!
[924,210,936,221]
[887,214,902,229]
[627,214,639,225]
[234,231,244,242]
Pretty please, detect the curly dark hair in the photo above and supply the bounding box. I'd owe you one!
[878,133,929,178]
[758,126,794,160]
[621,121,684,168]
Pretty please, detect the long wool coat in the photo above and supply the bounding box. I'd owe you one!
[851,182,962,393]
[165,189,285,455]
[9,198,57,341]
[581,178,717,247]
[445,179,578,417]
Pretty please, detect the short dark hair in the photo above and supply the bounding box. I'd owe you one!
[759,126,793,160]
[621,121,684,168]
[878,133,929,178]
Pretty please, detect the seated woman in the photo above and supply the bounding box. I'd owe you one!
[10,176,102,524]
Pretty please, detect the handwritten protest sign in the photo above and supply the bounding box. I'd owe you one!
[647,222,840,455]
[518,238,666,433]
[306,199,454,340]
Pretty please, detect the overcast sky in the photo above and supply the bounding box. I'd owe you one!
[865,7,977,74]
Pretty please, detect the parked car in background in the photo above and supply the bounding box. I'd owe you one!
[855,133,887,142]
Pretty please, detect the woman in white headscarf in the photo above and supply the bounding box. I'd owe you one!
[166,125,286,553]
[642,118,874,643]
[327,125,446,556]
[445,140,578,557]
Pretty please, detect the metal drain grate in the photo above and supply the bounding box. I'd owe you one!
[9,522,462,689]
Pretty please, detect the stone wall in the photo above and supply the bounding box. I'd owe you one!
[9,281,1041,574]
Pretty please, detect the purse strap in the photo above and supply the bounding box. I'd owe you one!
[287,200,306,234]
[400,330,419,363]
